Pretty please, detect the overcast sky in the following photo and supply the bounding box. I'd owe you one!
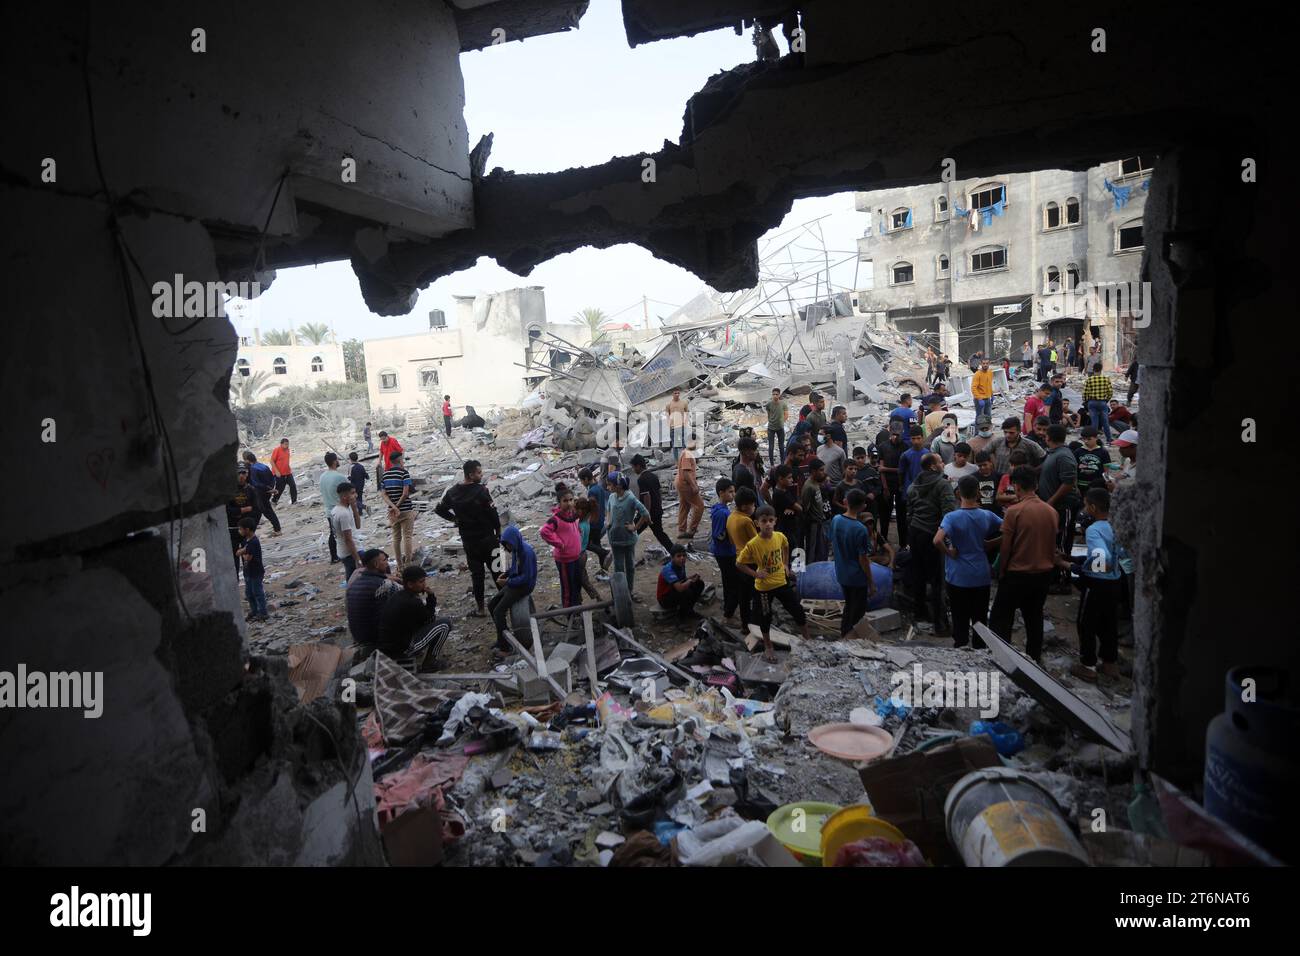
[234,0,865,342]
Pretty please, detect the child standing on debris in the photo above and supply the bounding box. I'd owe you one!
[540,484,584,609]
[442,394,454,437]
[573,498,602,601]
[605,473,651,588]
[579,468,611,571]
[710,478,741,624]
[1070,487,1124,682]
[737,506,811,662]
[236,516,268,622]
[830,488,877,636]
[489,525,537,656]
[799,458,831,563]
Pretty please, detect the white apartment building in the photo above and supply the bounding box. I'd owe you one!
[363,286,554,415]
[852,156,1154,368]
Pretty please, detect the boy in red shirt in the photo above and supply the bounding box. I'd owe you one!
[442,395,454,437]
[1023,385,1051,426]
[379,430,404,471]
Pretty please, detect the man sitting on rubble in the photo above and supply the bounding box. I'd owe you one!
[490,525,537,658]
[378,565,452,669]
[346,548,402,660]
[657,545,706,620]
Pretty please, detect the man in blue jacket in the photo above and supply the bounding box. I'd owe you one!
[489,525,537,656]
[241,450,281,534]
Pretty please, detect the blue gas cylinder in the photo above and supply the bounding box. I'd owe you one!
[1203,666,1299,863]
[797,560,893,609]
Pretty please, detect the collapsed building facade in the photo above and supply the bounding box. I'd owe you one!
[0,0,1287,865]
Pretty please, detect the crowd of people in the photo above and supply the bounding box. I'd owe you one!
[724,352,1139,682]
[227,359,1138,684]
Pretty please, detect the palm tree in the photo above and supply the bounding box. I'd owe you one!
[261,329,293,346]
[297,322,331,345]
[231,370,273,407]
[575,307,608,345]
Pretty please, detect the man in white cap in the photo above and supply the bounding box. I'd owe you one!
[1105,430,1139,491]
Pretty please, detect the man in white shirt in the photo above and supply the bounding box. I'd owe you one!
[331,484,362,585]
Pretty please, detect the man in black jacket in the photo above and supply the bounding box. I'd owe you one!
[906,454,957,632]
[434,458,501,618]
[630,455,675,552]
[378,566,452,668]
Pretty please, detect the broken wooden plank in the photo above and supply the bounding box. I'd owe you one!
[501,629,568,700]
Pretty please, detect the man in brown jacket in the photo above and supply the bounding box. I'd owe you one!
[988,465,1068,662]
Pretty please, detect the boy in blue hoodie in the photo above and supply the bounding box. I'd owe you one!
[710,478,745,627]
[489,524,537,655]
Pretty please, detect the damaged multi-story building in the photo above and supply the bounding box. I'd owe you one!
[853,160,1151,367]
[0,0,1288,866]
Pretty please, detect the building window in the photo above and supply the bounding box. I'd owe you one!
[272,357,287,375]
[236,358,251,377]
[1116,219,1143,253]
[310,355,324,373]
[1044,201,1060,229]
[970,247,1007,273]
[419,366,439,389]
[1066,197,1080,224]
[934,195,949,222]
[969,183,1007,210]
[238,336,252,347]
[1045,267,1061,293]
[379,369,399,391]
[891,261,914,285]
[1119,156,1154,178]
[890,207,913,231]
[1066,264,1081,290]
[936,254,950,277]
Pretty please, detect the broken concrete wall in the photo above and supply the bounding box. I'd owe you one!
[1121,144,1288,787]
[0,0,478,864]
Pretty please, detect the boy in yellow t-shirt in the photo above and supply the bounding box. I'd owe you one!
[736,505,811,661]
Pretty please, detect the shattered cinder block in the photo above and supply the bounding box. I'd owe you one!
[864,608,902,632]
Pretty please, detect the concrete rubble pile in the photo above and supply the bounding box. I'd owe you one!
[237,310,1183,869]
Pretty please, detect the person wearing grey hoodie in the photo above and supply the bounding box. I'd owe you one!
[906,454,957,631]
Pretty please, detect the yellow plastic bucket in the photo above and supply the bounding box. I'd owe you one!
[766,802,842,866]
[820,805,906,867]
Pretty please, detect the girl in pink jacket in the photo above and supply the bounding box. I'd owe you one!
[540,484,584,607]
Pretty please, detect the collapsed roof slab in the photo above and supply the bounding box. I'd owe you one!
[352,1,1258,316]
